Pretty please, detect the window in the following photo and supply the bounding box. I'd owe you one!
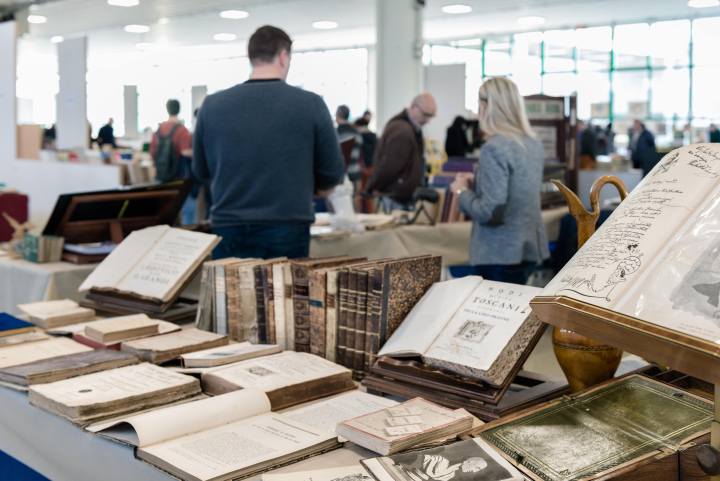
[484,37,513,76]
[613,23,649,69]
[650,20,690,68]
[693,17,720,67]
[651,68,690,120]
[612,70,650,118]
[512,32,542,95]
[576,27,611,72]
[543,29,575,73]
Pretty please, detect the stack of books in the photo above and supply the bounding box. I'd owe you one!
[19,233,64,263]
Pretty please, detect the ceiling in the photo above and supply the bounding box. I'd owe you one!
[14,0,720,54]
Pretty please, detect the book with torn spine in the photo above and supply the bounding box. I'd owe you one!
[18,299,96,328]
[0,349,139,388]
[83,314,159,344]
[201,351,355,410]
[29,363,201,424]
[336,397,474,455]
[121,328,228,364]
[86,390,340,481]
[181,342,282,368]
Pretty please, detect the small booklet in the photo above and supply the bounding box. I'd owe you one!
[336,398,474,455]
[18,299,96,328]
[0,313,35,338]
[86,390,340,481]
[121,328,229,364]
[201,351,355,410]
[29,363,201,424]
[181,342,282,368]
[361,438,524,481]
[84,314,159,343]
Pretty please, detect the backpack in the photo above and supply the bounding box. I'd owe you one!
[153,123,181,183]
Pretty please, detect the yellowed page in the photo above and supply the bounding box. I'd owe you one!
[544,145,720,309]
[0,337,91,368]
[29,363,196,409]
[90,389,271,447]
[121,328,226,353]
[139,414,335,481]
[84,314,158,338]
[79,225,168,292]
[117,228,219,302]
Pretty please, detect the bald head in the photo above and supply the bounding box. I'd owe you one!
[408,92,437,127]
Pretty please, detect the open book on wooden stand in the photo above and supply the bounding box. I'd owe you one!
[78,225,219,318]
[362,276,568,421]
[532,144,720,480]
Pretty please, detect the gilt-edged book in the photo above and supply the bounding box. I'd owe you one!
[201,351,355,410]
[86,390,340,481]
[379,276,543,387]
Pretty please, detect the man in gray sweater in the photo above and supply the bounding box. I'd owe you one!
[193,25,344,259]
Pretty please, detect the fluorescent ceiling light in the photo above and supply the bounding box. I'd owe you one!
[157,17,169,25]
[312,20,338,30]
[441,4,472,14]
[50,35,64,43]
[517,15,546,27]
[688,0,720,7]
[124,24,150,33]
[27,15,47,24]
[220,10,249,19]
[108,0,139,6]
[213,33,237,41]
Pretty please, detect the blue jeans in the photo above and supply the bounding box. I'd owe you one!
[212,223,311,260]
[471,262,533,285]
[180,196,197,226]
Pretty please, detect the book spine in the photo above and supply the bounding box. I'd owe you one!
[237,266,258,343]
[194,264,212,330]
[272,264,287,349]
[253,266,267,344]
[325,270,339,362]
[353,270,369,373]
[365,268,384,371]
[336,270,349,366]
[264,265,276,344]
[292,265,311,352]
[283,264,294,351]
[345,269,359,370]
[225,265,242,340]
[214,265,228,335]
[308,270,327,357]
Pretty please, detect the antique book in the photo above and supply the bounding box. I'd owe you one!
[0,330,49,348]
[282,262,295,350]
[308,267,330,357]
[224,258,260,341]
[264,264,277,344]
[336,269,351,366]
[79,225,220,303]
[324,267,345,361]
[362,438,523,481]
[194,261,215,332]
[181,342,282,368]
[0,337,91,369]
[379,276,542,386]
[0,313,34,338]
[121,328,229,364]
[211,258,245,336]
[271,262,289,349]
[364,256,442,370]
[263,466,372,481]
[29,363,201,424]
[83,314,159,343]
[233,259,285,343]
[88,390,340,481]
[542,144,720,343]
[0,349,138,387]
[65,318,181,350]
[336,397,474,455]
[201,351,355,410]
[18,299,95,328]
[479,375,713,481]
[353,268,372,372]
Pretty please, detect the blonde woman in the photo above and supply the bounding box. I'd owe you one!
[450,77,549,284]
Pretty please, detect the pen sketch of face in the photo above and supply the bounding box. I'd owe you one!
[603,244,642,299]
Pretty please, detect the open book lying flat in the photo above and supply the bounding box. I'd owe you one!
[86,389,341,481]
[79,225,219,304]
[379,276,542,387]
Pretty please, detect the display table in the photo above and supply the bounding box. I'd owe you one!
[0,256,94,314]
[311,206,568,266]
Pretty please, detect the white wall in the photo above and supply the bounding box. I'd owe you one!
[423,63,466,145]
[0,22,17,165]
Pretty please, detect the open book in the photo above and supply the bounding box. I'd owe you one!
[543,144,720,343]
[87,390,340,481]
[379,276,542,386]
[79,225,219,303]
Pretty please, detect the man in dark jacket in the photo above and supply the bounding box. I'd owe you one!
[366,93,437,211]
[630,120,658,177]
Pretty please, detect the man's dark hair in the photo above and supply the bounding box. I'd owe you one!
[336,105,350,121]
[248,25,292,65]
[166,99,180,116]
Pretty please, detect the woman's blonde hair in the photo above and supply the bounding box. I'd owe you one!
[478,77,535,143]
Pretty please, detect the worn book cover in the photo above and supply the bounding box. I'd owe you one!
[479,375,713,481]
[121,328,228,364]
[283,262,295,351]
[194,263,214,332]
[353,268,371,372]
[308,268,329,357]
[264,264,276,344]
[254,265,269,344]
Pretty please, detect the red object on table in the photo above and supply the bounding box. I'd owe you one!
[0,193,29,242]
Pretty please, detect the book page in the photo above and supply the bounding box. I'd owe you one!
[379,277,482,357]
[139,414,336,481]
[0,337,91,369]
[79,225,168,292]
[282,390,398,435]
[543,145,720,309]
[91,389,271,447]
[116,227,218,301]
[263,465,371,481]
[204,351,349,392]
[424,281,541,371]
[29,363,196,408]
